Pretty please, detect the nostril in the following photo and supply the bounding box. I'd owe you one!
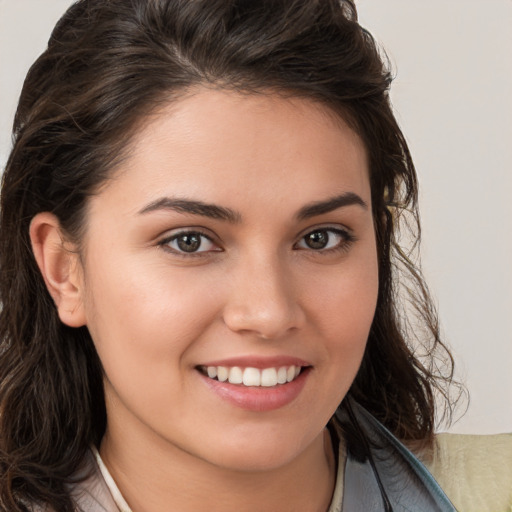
[222,303,305,341]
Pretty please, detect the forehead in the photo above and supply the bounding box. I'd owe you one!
[95,88,370,215]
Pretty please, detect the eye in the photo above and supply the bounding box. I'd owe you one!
[160,231,219,254]
[295,228,354,252]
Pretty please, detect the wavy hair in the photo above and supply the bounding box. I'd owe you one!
[0,0,456,509]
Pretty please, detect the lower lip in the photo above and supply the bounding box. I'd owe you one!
[199,368,311,412]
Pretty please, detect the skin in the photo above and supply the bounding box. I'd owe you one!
[31,89,379,512]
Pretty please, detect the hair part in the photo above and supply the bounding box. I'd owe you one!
[0,0,458,509]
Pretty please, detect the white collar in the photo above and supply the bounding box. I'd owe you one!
[92,446,133,512]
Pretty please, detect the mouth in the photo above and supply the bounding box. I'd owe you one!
[197,364,306,388]
[196,360,311,411]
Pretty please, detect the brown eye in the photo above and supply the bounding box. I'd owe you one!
[304,230,329,249]
[163,231,218,254]
[296,228,354,252]
[176,233,202,252]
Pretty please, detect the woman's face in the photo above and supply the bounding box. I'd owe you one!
[76,89,378,471]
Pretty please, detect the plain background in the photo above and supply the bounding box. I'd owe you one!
[1,0,511,434]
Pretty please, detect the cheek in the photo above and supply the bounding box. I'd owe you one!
[309,255,378,334]
[306,248,379,378]
[81,259,221,381]
[81,263,226,431]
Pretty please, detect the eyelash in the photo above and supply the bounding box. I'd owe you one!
[294,227,356,254]
[158,230,219,257]
[158,227,356,257]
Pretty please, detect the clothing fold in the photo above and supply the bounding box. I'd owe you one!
[335,398,456,511]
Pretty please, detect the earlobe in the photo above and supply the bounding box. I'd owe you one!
[29,212,86,328]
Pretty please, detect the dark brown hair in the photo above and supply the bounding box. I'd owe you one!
[0,0,456,510]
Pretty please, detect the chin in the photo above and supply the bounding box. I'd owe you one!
[198,430,318,473]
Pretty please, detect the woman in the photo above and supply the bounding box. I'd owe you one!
[0,1,510,511]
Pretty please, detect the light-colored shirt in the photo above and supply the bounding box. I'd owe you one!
[74,433,512,512]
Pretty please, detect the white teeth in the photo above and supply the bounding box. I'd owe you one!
[261,368,278,387]
[203,365,303,387]
[217,366,229,382]
[243,367,261,386]
[277,366,287,384]
[228,366,243,384]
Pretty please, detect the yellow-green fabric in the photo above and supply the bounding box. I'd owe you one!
[423,433,512,512]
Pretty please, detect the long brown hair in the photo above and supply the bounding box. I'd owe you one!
[0,0,456,510]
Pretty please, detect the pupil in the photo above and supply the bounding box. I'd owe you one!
[306,231,328,249]
[177,233,201,252]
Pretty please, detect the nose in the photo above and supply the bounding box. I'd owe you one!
[222,256,305,340]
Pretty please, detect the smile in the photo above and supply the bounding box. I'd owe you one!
[199,365,303,387]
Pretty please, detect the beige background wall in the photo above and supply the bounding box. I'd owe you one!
[1,0,511,434]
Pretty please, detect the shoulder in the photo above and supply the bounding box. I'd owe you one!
[24,450,118,512]
[421,432,512,512]
[65,449,121,512]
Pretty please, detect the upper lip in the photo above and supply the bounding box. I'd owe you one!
[197,356,311,369]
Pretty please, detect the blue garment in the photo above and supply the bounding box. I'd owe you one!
[336,399,456,512]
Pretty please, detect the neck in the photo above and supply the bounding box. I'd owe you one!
[100,425,336,512]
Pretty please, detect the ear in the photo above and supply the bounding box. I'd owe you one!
[29,212,86,328]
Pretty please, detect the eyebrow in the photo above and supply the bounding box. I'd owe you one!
[296,192,368,220]
[138,191,367,223]
[138,197,241,223]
